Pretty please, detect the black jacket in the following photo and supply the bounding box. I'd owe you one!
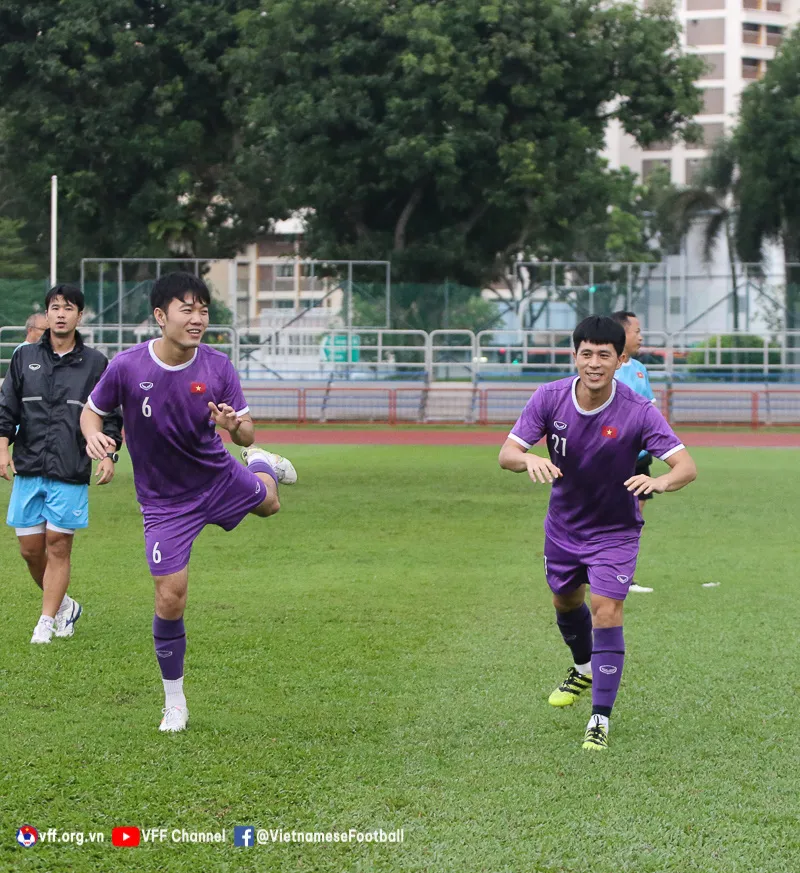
[0,330,123,485]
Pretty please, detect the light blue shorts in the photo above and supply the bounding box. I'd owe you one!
[6,475,89,534]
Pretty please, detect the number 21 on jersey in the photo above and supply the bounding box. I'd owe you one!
[550,433,567,457]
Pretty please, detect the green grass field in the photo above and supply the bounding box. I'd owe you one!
[1,445,798,873]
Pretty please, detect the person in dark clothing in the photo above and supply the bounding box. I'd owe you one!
[0,284,123,644]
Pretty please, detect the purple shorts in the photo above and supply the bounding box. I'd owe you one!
[543,534,640,602]
[141,459,267,576]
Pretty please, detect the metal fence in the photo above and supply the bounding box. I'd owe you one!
[4,325,800,383]
[240,385,800,427]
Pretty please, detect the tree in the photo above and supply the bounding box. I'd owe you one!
[735,30,800,331]
[232,0,702,287]
[0,0,268,276]
[667,137,742,330]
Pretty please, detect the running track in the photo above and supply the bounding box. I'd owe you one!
[250,428,798,448]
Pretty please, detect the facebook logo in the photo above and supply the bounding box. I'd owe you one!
[233,826,255,847]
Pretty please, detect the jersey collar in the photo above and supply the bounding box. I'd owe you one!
[148,339,198,371]
[571,375,616,416]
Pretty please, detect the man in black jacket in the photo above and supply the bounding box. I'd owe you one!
[0,284,123,644]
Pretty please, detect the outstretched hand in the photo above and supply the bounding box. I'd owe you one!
[0,447,15,481]
[525,454,563,485]
[624,474,667,496]
[208,402,241,434]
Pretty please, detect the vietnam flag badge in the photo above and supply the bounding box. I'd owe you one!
[602,425,618,439]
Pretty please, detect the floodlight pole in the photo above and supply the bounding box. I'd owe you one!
[50,175,58,286]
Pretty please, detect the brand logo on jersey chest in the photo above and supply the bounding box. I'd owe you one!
[139,381,153,390]
[553,420,568,431]
[28,363,41,371]
[637,372,644,378]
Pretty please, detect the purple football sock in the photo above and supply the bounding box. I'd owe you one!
[246,458,278,486]
[555,603,593,667]
[153,615,186,681]
[591,625,625,717]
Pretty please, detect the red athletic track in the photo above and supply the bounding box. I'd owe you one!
[248,428,798,448]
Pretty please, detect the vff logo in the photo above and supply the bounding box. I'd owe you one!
[16,826,38,847]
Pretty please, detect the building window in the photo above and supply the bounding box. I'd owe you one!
[276,263,295,278]
[700,88,725,114]
[742,58,761,79]
[687,0,725,9]
[687,19,726,46]
[236,263,250,296]
[643,139,672,152]
[742,23,761,45]
[685,158,709,185]
[670,297,682,316]
[642,159,671,182]
[746,1,782,9]
[697,53,725,79]
[257,264,274,292]
[700,122,725,147]
[766,25,784,47]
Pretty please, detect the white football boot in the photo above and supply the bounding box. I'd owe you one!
[159,705,189,733]
[30,616,54,644]
[241,446,297,484]
[54,597,83,637]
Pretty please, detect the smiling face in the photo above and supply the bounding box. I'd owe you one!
[574,340,622,393]
[155,292,209,350]
[46,295,82,338]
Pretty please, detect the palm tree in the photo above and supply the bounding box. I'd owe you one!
[668,137,741,330]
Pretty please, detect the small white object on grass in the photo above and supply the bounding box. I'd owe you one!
[701,582,721,588]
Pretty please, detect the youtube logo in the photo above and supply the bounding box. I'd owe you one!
[112,827,141,847]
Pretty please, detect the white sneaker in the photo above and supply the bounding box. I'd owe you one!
[241,446,297,484]
[31,617,54,644]
[54,597,83,638]
[159,705,189,733]
[629,583,654,593]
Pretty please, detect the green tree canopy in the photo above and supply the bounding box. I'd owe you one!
[233,0,701,285]
[735,28,800,329]
[0,0,266,275]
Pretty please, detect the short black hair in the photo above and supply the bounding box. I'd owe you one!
[45,284,84,312]
[611,310,637,326]
[150,271,210,313]
[573,316,625,357]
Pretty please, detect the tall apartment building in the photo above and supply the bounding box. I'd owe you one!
[605,0,800,184]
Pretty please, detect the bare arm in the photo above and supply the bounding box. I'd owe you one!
[499,438,562,485]
[0,436,14,481]
[625,448,696,496]
[80,406,117,460]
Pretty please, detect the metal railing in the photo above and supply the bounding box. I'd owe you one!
[240,385,800,427]
[3,325,800,383]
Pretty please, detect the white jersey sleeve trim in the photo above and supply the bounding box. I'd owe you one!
[87,395,110,417]
[236,405,250,417]
[508,432,532,450]
[658,443,685,462]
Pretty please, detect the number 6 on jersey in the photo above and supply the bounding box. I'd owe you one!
[142,396,152,418]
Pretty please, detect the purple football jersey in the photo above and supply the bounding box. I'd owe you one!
[509,376,684,545]
[88,340,249,503]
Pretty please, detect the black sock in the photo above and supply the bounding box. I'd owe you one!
[555,603,592,667]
